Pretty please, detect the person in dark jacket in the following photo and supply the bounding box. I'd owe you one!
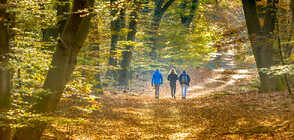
[151,68,163,99]
[179,69,191,99]
[167,68,178,99]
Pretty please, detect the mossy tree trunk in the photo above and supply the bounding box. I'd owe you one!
[0,0,11,139]
[12,0,95,139]
[108,0,126,67]
[119,0,140,86]
[242,0,286,93]
[91,24,103,94]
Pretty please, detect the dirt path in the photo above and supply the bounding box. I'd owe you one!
[47,68,294,139]
[141,68,257,99]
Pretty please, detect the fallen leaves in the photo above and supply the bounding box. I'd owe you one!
[42,68,294,139]
[43,91,294,139]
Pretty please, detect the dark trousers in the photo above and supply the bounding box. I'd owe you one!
[154,84,160,99]
[171,85,176,98]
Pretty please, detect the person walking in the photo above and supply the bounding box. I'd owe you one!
[179,69,191,99]
[167,68,178,99]
[151,68,163,99]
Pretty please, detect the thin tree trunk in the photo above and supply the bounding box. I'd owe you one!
[148,0,175,58]
[12,0,95,139]
[242,0,286,93]
[119,6,126,41]
[275,4,292,94]
[286,27,293,59]
[108,0,122,67]
[120,0,140,86]
[277,22,292,94]
[0,0,11,139]
[91,25,103,94]
[291,0,294,22]
[289,0,294,59]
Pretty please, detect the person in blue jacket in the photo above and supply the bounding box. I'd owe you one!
[151,68,163,99]
[179,69,191,99]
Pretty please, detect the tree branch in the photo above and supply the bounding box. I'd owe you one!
[161,0,175,14]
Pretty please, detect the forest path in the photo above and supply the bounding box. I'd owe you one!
[140,68,256,99]
[51,68,294,139]
[74,90,294,139]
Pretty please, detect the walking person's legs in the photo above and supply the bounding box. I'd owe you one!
[183,85,187,99]
[171,86,176,99]
[170,86,173,98]
[155,84,160,99]
[181,84,184,99]
[173,86,176,99]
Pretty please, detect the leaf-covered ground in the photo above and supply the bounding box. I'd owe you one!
[43,69,294,139]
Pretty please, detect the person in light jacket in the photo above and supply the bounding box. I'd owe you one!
[151,68,163,99]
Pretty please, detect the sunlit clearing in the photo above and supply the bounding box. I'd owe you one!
[231,75,246,79]
[214,68,226,72]
[169,132,189,139]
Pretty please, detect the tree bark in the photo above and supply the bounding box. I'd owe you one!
[292,0,294,22]
[57,0,70,35]
[148,0,175,58]
[91,25,103,94]
[242,0,286,93]
[12,0,95,139]
[120,0,140,86]
[108,0,124,67]
[42,0,70,50]
[0,0,11,139]
[179,0,199,28]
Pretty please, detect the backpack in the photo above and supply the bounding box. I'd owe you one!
[181,75,188,83]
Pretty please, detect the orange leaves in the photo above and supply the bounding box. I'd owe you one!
[47,68,294,139]
[50,90,294,139]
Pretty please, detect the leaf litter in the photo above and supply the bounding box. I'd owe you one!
[43,68,294,139]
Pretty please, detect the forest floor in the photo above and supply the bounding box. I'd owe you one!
[45,68,294,139]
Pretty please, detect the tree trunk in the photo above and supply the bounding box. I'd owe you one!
[291,0,294,22]
[108,0,123,67]
[0,0,11,139]
[91,32,103,94]
[42,0,70,50]
[12,0,95,139]
[57,0,70,35]
[180,0,199,28]
[119,6,126,41]
[120,0,140,86]
[148,0,175,58]
[242,0,286,93]
[94,70,103,94]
